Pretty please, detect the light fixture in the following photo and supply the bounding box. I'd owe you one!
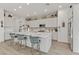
[33,12,37,15]
[59,5,62,8]
[19,6,22,8]
[14,9,16,11]
[26,14,30,17]
[27,3,30,5]
[4,8,7,10]
[44,9,48,12]
[59,11,62,14]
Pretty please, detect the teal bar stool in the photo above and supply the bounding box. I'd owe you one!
[30,36,41,54]
[17,34,27,48]
[14,34,18,45]
[16,34,24,47]
[10,33,15,40]
[9,33,15,46]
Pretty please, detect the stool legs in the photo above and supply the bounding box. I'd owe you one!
[21,40,27,48]
[37,43,40,50]
[30,43,41,55]
[13,38,18,46]
[37,43,41,55]
[9,38,14,46]
[19,40,22,47]
[18,40,27,48]
[24,40,27,47]
[31,44,34,55]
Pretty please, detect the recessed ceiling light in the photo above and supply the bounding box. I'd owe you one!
[27,3,30,5]
[19,6,22,8]
[44,9,48,12]
[33,12,37,15]
[59,5,62,8]
[26,14,30,17]
[4,8,7,10]
[4,8,8,11]
[14,9,16,11]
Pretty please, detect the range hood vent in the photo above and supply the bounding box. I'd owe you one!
[25,18,31,21]
[8,14,12,18]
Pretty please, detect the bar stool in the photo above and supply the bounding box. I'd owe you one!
[30,36,41,54]
[16,34,24,47]
[9,33,15,46]
[16,34,28,48]
[10,33,15,40]
[14,34,18,45]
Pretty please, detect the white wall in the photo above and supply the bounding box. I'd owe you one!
[73,4,79,53]
[4,17,14,40]
[0,9,4,42]
[58,8,72,43]
[4,15,26,40]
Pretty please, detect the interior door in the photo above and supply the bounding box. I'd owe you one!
[58,9,68,43]
[0,9,4,42]
[73,4,79,52]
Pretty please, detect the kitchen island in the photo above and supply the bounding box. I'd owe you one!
[12,31,53,53]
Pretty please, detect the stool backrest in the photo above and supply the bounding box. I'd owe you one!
[30,36,40,44]
[16,34,24,40]
[24,35,27,40]
[10,33,15,38]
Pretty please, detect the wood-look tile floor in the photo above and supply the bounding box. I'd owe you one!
[0,40,78,55]
[48,41,79,55]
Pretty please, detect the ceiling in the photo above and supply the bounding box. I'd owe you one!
[0,3,73,18]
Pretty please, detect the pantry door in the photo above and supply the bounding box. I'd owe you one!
[58,9,68,43]
[73,4,79,53]
[0,9,4,42]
